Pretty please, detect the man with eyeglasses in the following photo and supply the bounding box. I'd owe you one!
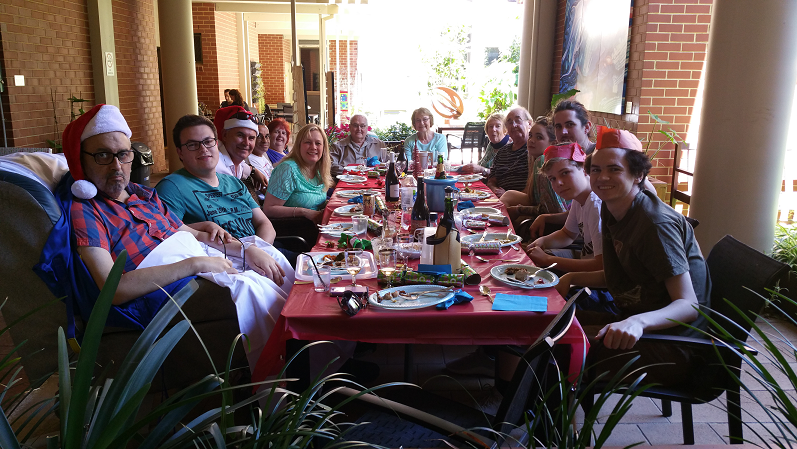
[213,106,269,193]
[61,104,293,369]
[329,114,386,176]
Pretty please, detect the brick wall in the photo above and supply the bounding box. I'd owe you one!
[193,3,220,114]
[258,33,287,105]
[112,0,166,172]
[328,40,358,112]
[551,0,713,193]
[214,10,239,101]
[0,0,95,148]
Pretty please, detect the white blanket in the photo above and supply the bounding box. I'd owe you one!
[137,231,295,369]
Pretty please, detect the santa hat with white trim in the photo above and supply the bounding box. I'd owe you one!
[63,104,132,199]
[213,105,259,135]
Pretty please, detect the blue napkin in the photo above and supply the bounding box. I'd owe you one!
[457,200,475,211]
[366,156,380,167]
[417,264,452,274]
[347,195,363,204]
[492,293,547,312]
[436,289,474,310]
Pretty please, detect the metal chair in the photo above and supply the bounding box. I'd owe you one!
[334,295,579,448]
[581,235,789,445]
[446,122,486,164]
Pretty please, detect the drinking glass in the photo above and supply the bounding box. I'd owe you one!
[312,265,332,293]
[352,214,368,235]
[377,248,397,288]
[396,234,414,268]
[345,251,362,288]
[395,160,407,175]
[382,210,398,241]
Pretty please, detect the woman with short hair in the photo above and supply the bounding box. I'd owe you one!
[262,124,332,224]
[458,113,511,175]
[266,118,291,164]
[402,107,448,163]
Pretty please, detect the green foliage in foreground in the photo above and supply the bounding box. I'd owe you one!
[773,224,797,274]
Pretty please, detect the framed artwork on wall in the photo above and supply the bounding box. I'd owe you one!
[560,0,632,115]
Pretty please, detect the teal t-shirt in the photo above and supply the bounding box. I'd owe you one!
[266,159,327,210]
[155,168,259,239]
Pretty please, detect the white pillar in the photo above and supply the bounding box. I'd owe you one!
[517,0,556,117]
[158,0,197,172]
[87,0,119,106]
[319,14,328,128]
[236,13,251,107]
[690,0,797,253]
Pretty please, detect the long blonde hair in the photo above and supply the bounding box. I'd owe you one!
[524,115,555,196]
[280,124,333,189]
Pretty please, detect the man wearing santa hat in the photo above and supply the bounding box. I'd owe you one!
[213,106,268,191]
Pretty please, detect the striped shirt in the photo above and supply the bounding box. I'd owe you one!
[488,143,530,192]
[71,183,183,273]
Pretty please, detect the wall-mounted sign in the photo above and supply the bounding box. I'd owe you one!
[340,91,348,112]
[105,52,115,77]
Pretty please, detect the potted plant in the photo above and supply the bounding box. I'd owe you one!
[772,223,797,317]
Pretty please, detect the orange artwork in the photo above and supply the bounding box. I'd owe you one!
[431,86,464,119]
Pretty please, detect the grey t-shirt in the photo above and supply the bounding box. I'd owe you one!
[601,189,711,337]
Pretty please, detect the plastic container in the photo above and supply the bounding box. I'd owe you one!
[130,142,154,187]
[423,177,457,212]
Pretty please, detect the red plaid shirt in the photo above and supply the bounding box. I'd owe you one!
[71,183,184,273]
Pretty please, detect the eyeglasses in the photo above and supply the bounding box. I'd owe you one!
[231,111,257,123]
[219,235,246,269]
[256,134,269,141]
[350,123,368,129]
[337,289,369,317]
[81,149,136,165]
[414,117,431,124]
[180,138,218,152]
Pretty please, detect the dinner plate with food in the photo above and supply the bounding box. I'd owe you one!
[336,174,368,183]
[490,264,559,289]
[336,189,380,199]
[318,222,354,238]
[458,190,491,201]
[333,204,365,216]
[368,285,455,310]
[461,206,501,215]
[460,232,522,248]
[455,174,483,183]
[295,251,377,281]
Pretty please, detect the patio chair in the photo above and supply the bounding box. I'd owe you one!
[580,235,789,445]
[446,122,486,164]
[333,294,579,448]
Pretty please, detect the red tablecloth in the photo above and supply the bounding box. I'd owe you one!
[252,175,587,383]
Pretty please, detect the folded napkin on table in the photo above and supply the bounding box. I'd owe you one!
[347,195,363,204]
[436,289,474,310]
[366,156,380,167]
[337,234,372,250]
[492,293,547,312]
[457,200,475,211]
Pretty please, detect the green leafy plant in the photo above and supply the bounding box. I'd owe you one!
[641,111,682,161]
[422,25,471,94]
[551,88,580,110]
[46,92,87,152]
[373,122,414,142]
[773,224,797,274]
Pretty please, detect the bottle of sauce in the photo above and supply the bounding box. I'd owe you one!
[426,186,460,271]
[410,178,430,235]
[385,152,400,203]
[434,154,446,179]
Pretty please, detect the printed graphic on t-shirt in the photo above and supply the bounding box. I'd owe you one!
[577,221,594,257]
[193,187,256,238]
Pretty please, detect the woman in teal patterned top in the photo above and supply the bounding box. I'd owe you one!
[263,124,333,223]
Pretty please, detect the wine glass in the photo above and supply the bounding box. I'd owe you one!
[345,251,362,288]
[377,248,397,289]
[395,159,406,175]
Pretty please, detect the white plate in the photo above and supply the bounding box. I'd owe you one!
[462,207,501,215]
[395,242,422,259]
[319,222,354,238]
[333,204,365,216]
[456,174,483,183]
[368,285,454,310]
[460,232,521,248]
[458,190,491,201]
[490,264,559,289]
[295,251,377,281]
[337,189,380,199]
[336,174,367,183]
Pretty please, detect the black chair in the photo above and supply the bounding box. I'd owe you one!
[446,122,486,164]
[333,294,580,448]
[270,217,316,252]
[581,235,789,445]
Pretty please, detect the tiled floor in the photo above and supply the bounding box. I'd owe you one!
[355,315,797,447]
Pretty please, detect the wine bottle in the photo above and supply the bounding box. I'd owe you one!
[385,153,400,202]
[410,178,430,235]
[412,140,421,179]
[426,186,461,270]
[434,154,446,179]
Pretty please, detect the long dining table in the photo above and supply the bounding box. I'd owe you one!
[251,170,587,387]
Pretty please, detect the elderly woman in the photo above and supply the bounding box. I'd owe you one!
[403,107,448,163]
[263,124,332,224]
[501,115,569,226]
[459,113,511,175]
[486,107,534,197]
[266,118,291,164]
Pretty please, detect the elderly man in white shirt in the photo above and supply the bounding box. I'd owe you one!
[213,106,268,190]
[330,114,386,176]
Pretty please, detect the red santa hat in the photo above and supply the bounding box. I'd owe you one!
[63,104,132,199]
[595,125,643,152]
[213,105,259,135]
[543,142,586,162]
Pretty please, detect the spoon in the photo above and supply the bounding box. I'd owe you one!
[296,276,343,285]
[479,285,494,303]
